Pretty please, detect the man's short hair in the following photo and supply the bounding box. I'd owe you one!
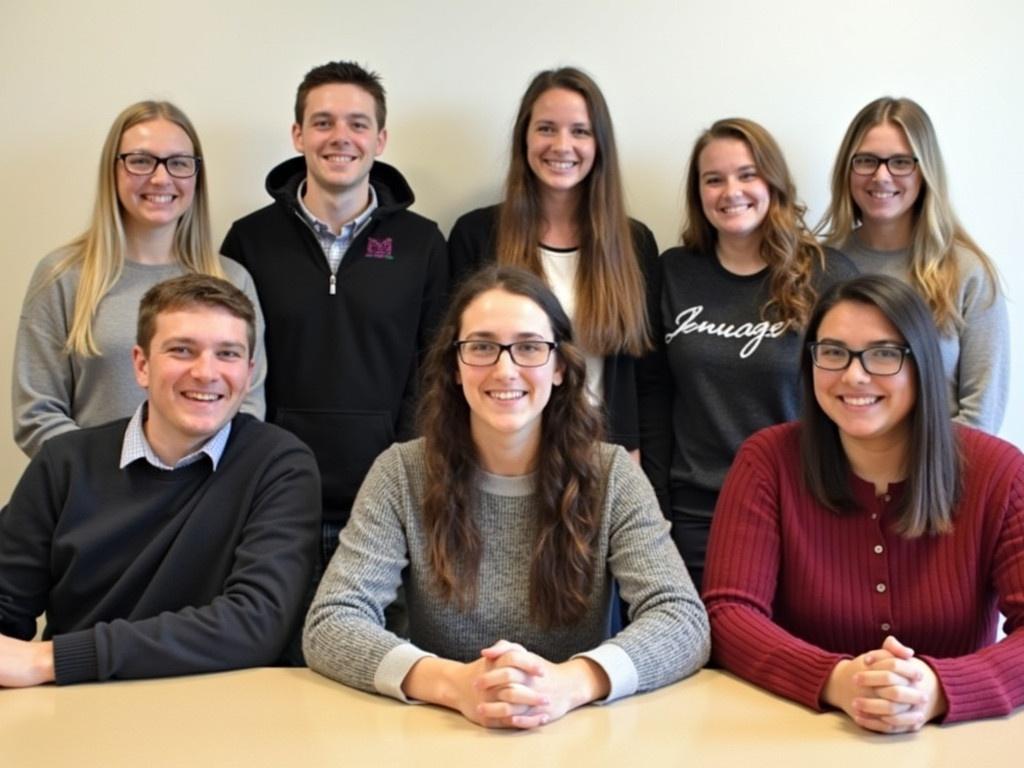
[294,60,387,129]
[137,275,256,358]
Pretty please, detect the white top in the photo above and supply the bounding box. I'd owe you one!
[539,245,604,405]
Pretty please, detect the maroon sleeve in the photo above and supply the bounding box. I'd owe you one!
[922,442,1024,722]
[703,430,847,710]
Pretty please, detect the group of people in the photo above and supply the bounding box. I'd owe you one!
[0,59,1020,736]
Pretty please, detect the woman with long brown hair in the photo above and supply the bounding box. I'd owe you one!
[640,118,857,591]
[304,266,708,729]
[449,67,656,457]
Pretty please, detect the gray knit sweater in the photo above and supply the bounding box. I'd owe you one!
[839,235,1009,433]
[304,439,709,703]
[13,250,267,457]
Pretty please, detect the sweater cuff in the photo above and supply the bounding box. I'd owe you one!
[920,653,1011,724]
[574,642,638,704]
[52,630,99,685]
[374,642,435,702]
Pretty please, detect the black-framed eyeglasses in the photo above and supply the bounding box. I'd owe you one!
[850,153,918,177]
[808,342,912,376]
[117,152,202,178]
[454,340,558,367]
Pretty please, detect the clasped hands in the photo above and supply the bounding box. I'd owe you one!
[405,639,610,730]
[823,635,947,734]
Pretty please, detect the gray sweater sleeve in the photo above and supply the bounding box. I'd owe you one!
[583,447,710,698]
[220,257,267,421]
[303,444,418,695]
[12,254,80,457]
[953,249,1009,432]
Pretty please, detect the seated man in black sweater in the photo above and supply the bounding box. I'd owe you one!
[0,275,320,687]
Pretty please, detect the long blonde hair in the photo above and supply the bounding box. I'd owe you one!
[49,100,222,356]
[818,97,1000,333]
[494,67,650,357]
[682,118,824,328]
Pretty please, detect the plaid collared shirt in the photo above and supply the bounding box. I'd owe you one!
[119,402,231,471]
[296,182,378,275]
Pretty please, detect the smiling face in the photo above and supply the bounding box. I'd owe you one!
[850,121,922,234]
[812,300,916,459]
[697,137,771,244]
[456,288,564,461]
[525,87,596,198]
[116,118,197,235]
[292,82,387,202]
[133,306,253,465]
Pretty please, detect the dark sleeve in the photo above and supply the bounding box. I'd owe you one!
[51,443,321,684]
[395,226,449,441]
[219,223,242,263]
[638,247,673,515]
[817,246,859,289]
[0,448,61,640]
[448,207,497,287]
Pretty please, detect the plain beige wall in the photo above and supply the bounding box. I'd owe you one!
[1,0,1020,497]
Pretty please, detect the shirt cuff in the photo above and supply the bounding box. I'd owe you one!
[374,642,435,702]
[52,630,99,685]
[574,642,638,704]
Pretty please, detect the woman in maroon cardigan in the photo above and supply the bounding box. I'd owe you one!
[704,274,1024,732]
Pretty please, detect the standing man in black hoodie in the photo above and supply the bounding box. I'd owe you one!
[222,61,448,570]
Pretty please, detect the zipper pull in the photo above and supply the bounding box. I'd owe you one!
[329,274,336,295]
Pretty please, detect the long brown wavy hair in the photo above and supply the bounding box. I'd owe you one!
[682,117,824,328]
[418,266,606,628]
[494,67,649,357]
[817,97,1000,333]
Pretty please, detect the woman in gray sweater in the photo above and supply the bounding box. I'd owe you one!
[13,101,265,457]
[818,97,1008,432]
[304,266,709,729]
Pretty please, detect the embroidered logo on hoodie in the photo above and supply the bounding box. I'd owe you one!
[366,237,394,260]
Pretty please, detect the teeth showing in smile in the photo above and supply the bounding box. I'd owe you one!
[325,154,355,164]
[545,160,576,170]
[144,194,174,203]
[868,190,898,198]
[489,391,525,401]
[841,396,881,406]
[184,392,221,402]
[721,204,750,214]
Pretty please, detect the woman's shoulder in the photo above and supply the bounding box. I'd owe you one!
[817,245,859,282]
[219,254,256,286]
[450,204,500,238]
[627,217,658,252]
[658,244,703,263]
[357,438,428,504]
[949,242,1001,295]
[379,437,427,471]
[738,422,802,465]
[956,425,1024,475]
[22,246,82,308]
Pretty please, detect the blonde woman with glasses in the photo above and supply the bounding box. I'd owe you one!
[818,97,1008,433]
[14,101,265,456]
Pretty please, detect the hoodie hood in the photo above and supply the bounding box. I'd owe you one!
[263,156,416,215]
